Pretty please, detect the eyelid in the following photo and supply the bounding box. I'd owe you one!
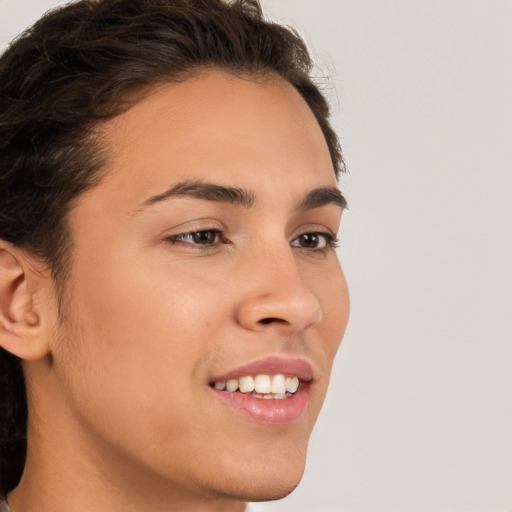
[293,222,338,240]
[163,218,225,234]
[163,218,223,237]
[293,224,337,237]
[290,220,340,250]
[161,219,228,249]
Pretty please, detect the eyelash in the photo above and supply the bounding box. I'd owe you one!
[165,229,338,251]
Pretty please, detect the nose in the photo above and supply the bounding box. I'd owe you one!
[235,247,323,334]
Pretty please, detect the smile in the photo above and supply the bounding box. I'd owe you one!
[211,374,300,399]
[209,357,313,424]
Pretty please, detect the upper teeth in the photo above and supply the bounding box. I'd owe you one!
[213,374,300,395]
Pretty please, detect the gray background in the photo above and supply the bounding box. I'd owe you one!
[2,1,511,511]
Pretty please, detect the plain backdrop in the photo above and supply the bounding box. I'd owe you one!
[1,1,511,511]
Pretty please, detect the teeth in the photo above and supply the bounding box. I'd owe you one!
[254,375,271,394]
[271,374,286,394]
[239,376,255,393]
[285,376,299,393]
[226,379,239,392]
[212,374,302,397]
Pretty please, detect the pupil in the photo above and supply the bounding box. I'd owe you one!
[193,231,215,244]
[301,234,318,247]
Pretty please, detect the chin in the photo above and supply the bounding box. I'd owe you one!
[206,448,307,504]
[243,478,303,503]
[212,474,304,504]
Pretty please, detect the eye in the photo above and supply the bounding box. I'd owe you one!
[167,229,223,245]
[290,232,338,250]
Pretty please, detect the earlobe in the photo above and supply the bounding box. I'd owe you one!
[0,241,50,360]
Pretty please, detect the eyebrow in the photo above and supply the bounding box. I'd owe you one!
[140,180,347,211]
[142,180,255,208]
[297,187,347,212]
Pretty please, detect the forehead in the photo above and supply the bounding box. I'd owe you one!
[87,70,336,210]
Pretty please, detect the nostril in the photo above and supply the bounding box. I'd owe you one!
[259,317,287,325]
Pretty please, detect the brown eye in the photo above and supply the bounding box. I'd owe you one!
[290,232,336,250]
[192,230,219,244]
[298,234,320,248]
[167,230,222,245]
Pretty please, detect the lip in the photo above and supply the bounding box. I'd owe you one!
[209,356,313,425]
[209,356,314,383]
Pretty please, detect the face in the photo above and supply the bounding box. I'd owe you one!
[45,71,349,503]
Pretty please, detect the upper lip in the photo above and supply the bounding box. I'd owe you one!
[210,356,314,383]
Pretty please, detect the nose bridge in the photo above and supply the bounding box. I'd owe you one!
[236,239,323,332]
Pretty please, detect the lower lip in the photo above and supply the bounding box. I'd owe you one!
[210,383,309,425]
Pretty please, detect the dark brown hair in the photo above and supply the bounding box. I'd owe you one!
[0,0,344,494]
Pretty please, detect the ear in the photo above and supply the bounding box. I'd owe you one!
[0,241,51,360]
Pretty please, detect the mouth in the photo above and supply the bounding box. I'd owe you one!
[209,373,301,399]
[208,357,313,425]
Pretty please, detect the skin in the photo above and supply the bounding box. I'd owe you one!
[1,71,349,512]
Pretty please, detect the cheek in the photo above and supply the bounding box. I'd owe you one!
[80,237,211,320]
[330,268,350,346]
[51,254,234,480]
[58,251,225,417]
[311,258,350,357]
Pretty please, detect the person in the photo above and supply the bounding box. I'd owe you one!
[0,0,350,510]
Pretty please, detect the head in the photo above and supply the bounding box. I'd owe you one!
[0,0,349,506]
